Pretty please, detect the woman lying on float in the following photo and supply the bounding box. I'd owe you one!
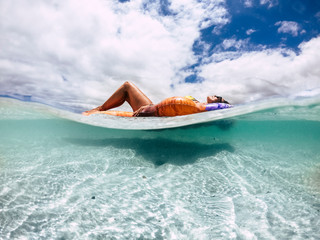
[82,81,232,117]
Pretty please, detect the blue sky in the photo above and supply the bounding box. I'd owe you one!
[225,0,319,49]
[187,0,320,82]
[0,0,319,109]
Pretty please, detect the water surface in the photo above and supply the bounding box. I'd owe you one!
[0,97,319,239]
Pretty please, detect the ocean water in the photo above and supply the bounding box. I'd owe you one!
[0,97,320,239]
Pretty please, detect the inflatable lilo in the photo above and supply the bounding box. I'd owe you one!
[82,82,232,117]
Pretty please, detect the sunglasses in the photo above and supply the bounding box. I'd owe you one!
[215,95,229,104]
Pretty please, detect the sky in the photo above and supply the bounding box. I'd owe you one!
[0,0,320,110]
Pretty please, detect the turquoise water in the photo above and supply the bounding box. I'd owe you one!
[0,97,320,239]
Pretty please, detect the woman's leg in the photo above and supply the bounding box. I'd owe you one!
[82,81,153,115]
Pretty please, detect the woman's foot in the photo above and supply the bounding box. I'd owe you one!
[82,106,102,116]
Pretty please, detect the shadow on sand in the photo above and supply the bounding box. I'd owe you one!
[67,137,234,166]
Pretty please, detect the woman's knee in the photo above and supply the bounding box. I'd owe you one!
[123,81,133,88]
[123,81,135,92]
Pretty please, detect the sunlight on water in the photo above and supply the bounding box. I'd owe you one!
[0,97,320,239]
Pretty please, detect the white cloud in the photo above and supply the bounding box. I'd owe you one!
[275,21,301,37]
[0,0,230,109]
[260,0,278,8]
[212,25,224,35]
[243,0,253,8]
[205,37,256,58]
[196,36,320,103]
[246,29,256,35]
[221,38,250,50]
